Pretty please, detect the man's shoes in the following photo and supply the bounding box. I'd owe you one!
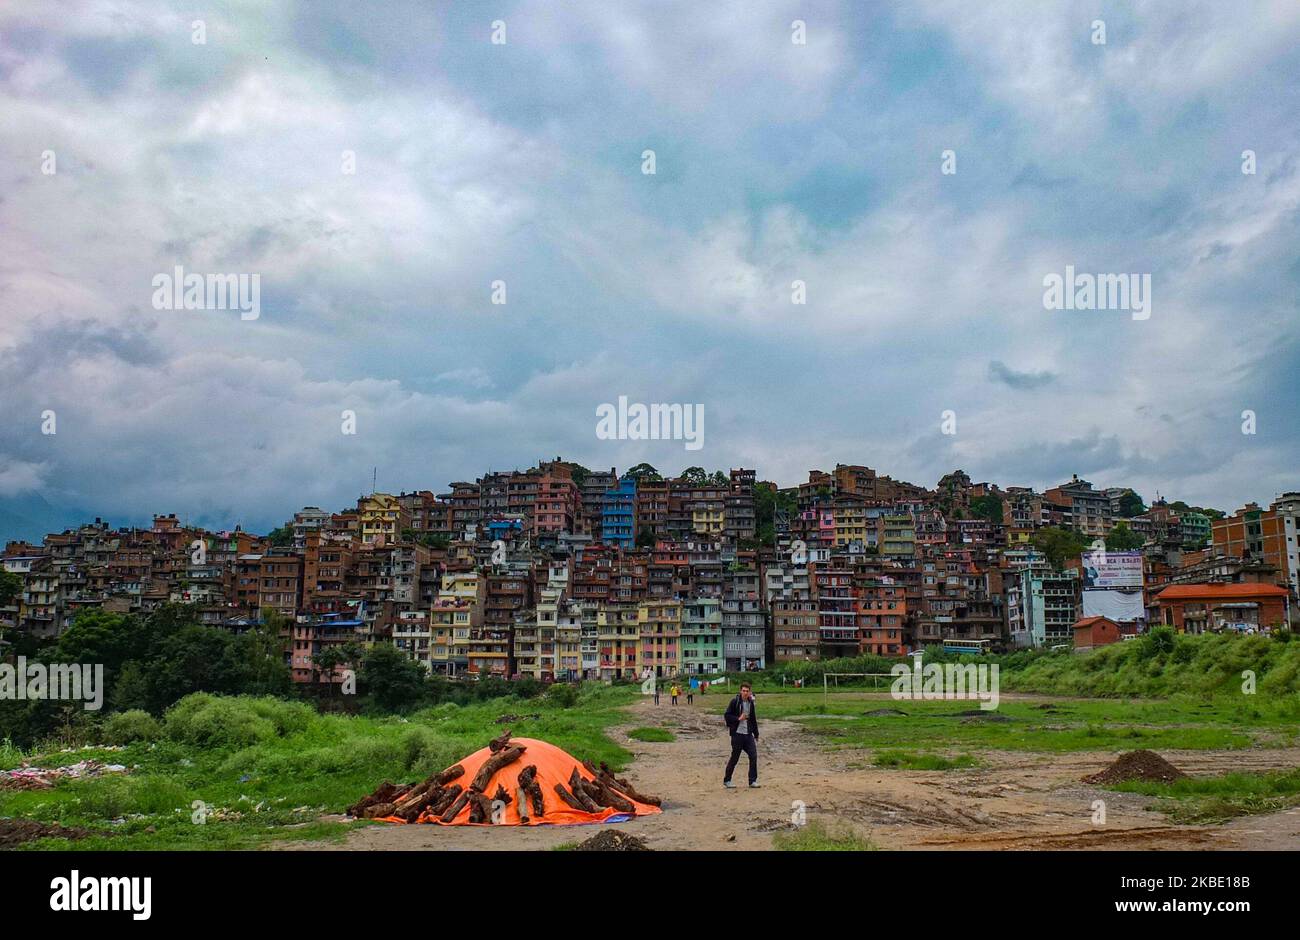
[723,780,736,789]
[748,782,761,788]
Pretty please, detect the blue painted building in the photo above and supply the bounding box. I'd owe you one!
[601,476,636,549]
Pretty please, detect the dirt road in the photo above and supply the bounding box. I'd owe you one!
[277,696,1300,851]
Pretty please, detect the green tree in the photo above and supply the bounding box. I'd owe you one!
[267,525,294,547]
[624,463,662,482]
[52,610,152,685]
[754,485,797,547]
[680,467,708,485]
[358,643,428,713]
[1105,521,1144,551]
[1031,526,1091,570]
[969,494,1003,524]
[0,569,21,607]
[147,625,240,708]
[635,528,656,548]
[1116,490,1146,518]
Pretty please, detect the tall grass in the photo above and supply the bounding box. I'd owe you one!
[759,630,1300,698]
[0,682,640,850]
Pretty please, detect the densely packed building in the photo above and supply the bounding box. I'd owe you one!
[3,461,1296,683]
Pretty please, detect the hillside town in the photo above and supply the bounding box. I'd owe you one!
[2,461,1296,686]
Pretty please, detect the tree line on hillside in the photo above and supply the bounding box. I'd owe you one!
[0,604,561,748]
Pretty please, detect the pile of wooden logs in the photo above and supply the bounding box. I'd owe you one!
[553,760,662,815]
[346,763,469,823]
[346,729,661,824]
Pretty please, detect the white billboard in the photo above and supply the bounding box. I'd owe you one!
[1081,550,1143,589]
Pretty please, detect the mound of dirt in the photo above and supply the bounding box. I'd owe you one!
[0,818,90,848]
[573,829,651,851]
[864,708,908,717]
[1083,750,1187,785]
[954,710,1011,722]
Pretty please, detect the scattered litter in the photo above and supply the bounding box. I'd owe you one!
[1083,750,1188,785]
[0,760,130,790]
[864,708,908,717]
[573,829,651,851]
[495,713,541,724]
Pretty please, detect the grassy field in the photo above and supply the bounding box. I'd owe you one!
[703,691,1300,754]
[1109,767,1300,824]
[773,820,879,851]
[0,684,639,850]
[627,727,676,743]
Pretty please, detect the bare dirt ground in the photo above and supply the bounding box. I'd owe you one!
[276,696,1300,851]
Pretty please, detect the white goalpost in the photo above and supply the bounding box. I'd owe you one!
[822,671,894,705]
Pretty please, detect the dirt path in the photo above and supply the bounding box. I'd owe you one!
[275,697,1300,851]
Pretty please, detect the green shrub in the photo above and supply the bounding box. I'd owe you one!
[103,709,163,745]
[246,698,314,737]
[546,684,579,708]
[63,775,191,821]
[164,694,285,749]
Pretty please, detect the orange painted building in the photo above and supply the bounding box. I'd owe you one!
[1154,583,1289,635]
[1071,615,1122,650]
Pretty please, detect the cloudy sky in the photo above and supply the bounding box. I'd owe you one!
[1,0,1298,537]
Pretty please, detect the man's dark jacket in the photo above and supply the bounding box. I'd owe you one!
[724,694,759,737]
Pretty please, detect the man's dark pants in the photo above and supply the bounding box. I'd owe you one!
[724,731,758,784]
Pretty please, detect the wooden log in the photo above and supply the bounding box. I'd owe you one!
[553,782,589,812]
[580,775,634,814]
[467,790,495,823]
[396,790,439,823]
[604,776,661,808]
[593,780,635,814]
[598,763,661,807]
[469,744,526,792]
[431,764,465,787]
[564,772,601,812]
[348,780,399,817]
[526,781,545,817]
[439,791,471,823]
[363,801,397,819]
[430,784,463,815]
[577,776,617,810]
[517,764,544,816]
[393,781,437,812]
[488,729,513,753]
[492,783,512,805]
[517,786,530,824]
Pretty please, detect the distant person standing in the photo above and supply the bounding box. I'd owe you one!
[670,684,680,705]
[723,682,760,788]
[687,682,695,705]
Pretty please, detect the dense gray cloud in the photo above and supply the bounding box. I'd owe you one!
[0,0,1297,538]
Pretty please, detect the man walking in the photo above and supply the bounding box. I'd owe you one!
[723,682,760,788]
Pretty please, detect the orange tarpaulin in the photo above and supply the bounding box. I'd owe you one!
[377,737,662,826]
